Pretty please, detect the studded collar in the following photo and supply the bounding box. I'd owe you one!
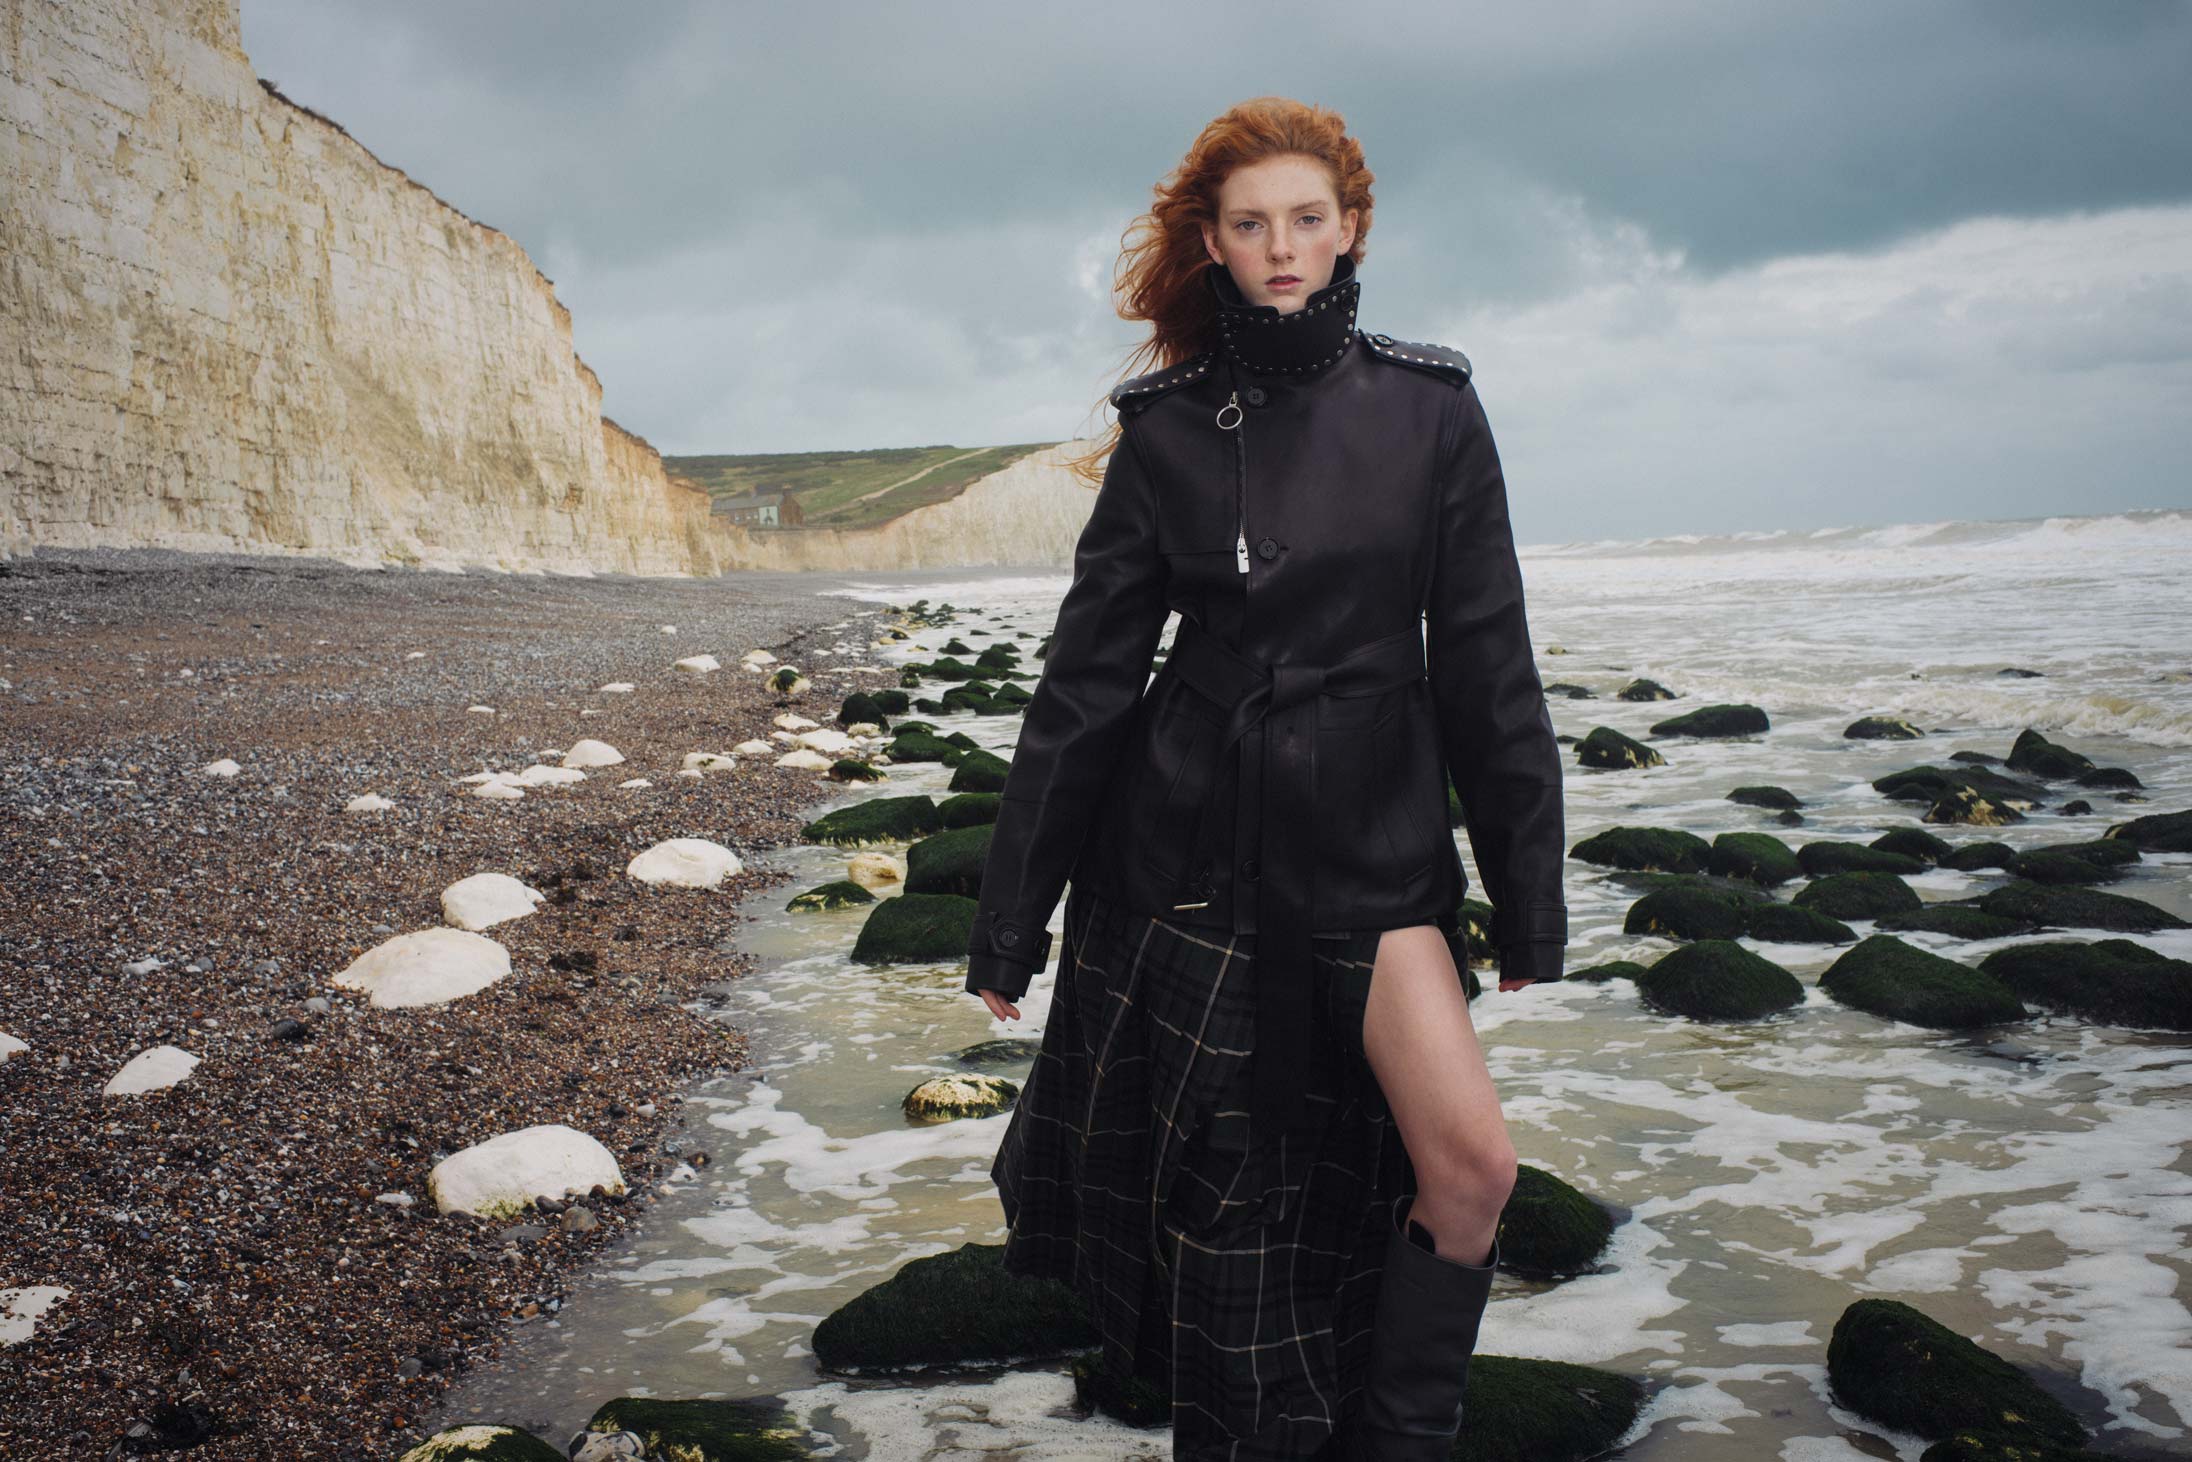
[1206,251,1360,377]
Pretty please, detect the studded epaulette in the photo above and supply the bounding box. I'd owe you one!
[1109,352,1215,414]
[1361,332,1473,387]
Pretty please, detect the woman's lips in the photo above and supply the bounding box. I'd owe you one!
[1269,276,1300,286]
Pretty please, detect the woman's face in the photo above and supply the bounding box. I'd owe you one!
[1200,153,1358,315]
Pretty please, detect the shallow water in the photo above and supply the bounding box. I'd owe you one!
[431,508,2192,1459]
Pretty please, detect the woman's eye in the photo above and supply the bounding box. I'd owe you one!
[1300,214,1322,226]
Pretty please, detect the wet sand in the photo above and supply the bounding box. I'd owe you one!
[0,548,885,1459]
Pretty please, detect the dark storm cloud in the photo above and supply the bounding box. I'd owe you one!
[239,0,2192,536]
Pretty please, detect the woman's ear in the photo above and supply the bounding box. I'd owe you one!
[1199,220,1222,266]
[1340,206,1359,255]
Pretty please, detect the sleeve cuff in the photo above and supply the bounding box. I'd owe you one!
[965,912,1054,1000]
[1498,941,1567,985]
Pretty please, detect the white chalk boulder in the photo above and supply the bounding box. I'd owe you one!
[334,928,511,1008]
[344,793,396,813]
[773,713,821,732]
[465,705,496,716]
[472,780,524,800]
[597,682,636,694]
[0,1032,27,1064]
[742,649,777,668]
[440,873,546,932]
[561,739,625,769]
[627,838,743,889]
[199,758,240,778]
[798,728,856,756]
[733,738,774,756]
[426,1123,625,1220]
[0,1287,69,1348]
[846,851,906,890]
[673,654,720,675]
[618,778,652,790]
[513,763,586,787]
[681,751,736,773]
[776,748,833,771]
[104,1045,200,1096]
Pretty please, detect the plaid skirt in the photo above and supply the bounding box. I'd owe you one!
[992,884,1454,1460]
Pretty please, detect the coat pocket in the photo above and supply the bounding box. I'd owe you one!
[1123,682,1227,891]
[1314,684,1447,909]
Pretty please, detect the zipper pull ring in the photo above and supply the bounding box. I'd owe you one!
[1215,391,1242,431]
[1236,529,1251,574]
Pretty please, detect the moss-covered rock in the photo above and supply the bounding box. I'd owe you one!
[1825,1297,2088,1451]
[1818,935,2027,1028]
[1874,765,2048,811]
[786,879,877,913]
[1437,1355,1650,1462]
[1571,825,1712,873]
[1976,879,2190,933]
[904,1073,1018,1122]
[993,681,1033,707]
[1742,901,1858,945]
[955,1037,1036,1069]
[2003,848,2125,885]
[1616,677,1676,701]
[810,1240,1097,1369]
[1623,883,1758,941]
[923,655,984,682]
[940,686,1007,715]
[938,791,1002,828]
[1576,725,1665,769]
[575,1397,807,1462]
[1846,715,1925,739]
[904,824,992,898]
[1497,1163,1619,1277]
[1874,904,2035,940]
[1941,840,2018,872]
[2101,807,2192,852]
[1568,959,1647,983]
[1795,841,1928,876]
[1871,827,1954,864]
[1976,938,2192,1030]
[827,758,886,783]
[1917,1429,2122,1462]
[947,748,1012,793]
[2005,728,2096,781]
[1649,703,1769,737]
[1636,939,1805,1020]
[1543,681,1597,699]
[1727,784,1803,810]
[1791,871,1924,920]
[802,794,943,847]
[397,1426,564,1462]
[886,730,964,764]
[1069,1348,1171,1427]
[851,893,979,964]
[1708,831,1800,886]
[839,692,892,731]
[871,689,912,715]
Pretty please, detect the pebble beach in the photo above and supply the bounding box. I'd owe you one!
[0,548,885,1459]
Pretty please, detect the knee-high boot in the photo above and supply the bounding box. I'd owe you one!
[1344,1210,1501,1462]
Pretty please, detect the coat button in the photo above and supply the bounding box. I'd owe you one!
[1241,858,1260,880]
[1244,386,1267,407]
[1256,537,1278,560]
[997,927,1019,948]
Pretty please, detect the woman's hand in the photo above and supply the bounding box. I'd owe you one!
[980,989,1023,1021]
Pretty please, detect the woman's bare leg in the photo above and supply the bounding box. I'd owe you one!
[1360,925,1519,1265]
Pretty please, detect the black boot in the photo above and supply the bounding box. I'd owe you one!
[1345,1212,1501,1462]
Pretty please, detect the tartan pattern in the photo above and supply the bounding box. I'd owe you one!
[992,885,1428,1460]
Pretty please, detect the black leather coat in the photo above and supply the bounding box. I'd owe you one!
[962,252,1569,1132]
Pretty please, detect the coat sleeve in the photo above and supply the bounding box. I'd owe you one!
[964,418,1172,998]
[1424,381,1570,982]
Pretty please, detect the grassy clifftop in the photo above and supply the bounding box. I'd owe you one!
[667,442,1059,532]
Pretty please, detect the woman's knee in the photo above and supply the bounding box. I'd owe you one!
[1410,1131,1520,1210]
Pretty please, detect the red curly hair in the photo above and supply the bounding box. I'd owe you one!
[1065,96,1376,485]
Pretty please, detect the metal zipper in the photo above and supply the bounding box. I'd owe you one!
[1216,390,1249,574]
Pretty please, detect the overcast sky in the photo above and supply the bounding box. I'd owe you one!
[240,0,2192,544]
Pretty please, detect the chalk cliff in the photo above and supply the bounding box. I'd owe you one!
[0,0,751,574]
[711,441,1101,573]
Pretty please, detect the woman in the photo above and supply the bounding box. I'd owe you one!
[962,96,1569,1461]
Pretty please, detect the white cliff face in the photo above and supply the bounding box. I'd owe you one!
[0,0,752,575]
[719,440,1101,572]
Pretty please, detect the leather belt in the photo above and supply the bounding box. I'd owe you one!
[1165,616,1430,1139]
